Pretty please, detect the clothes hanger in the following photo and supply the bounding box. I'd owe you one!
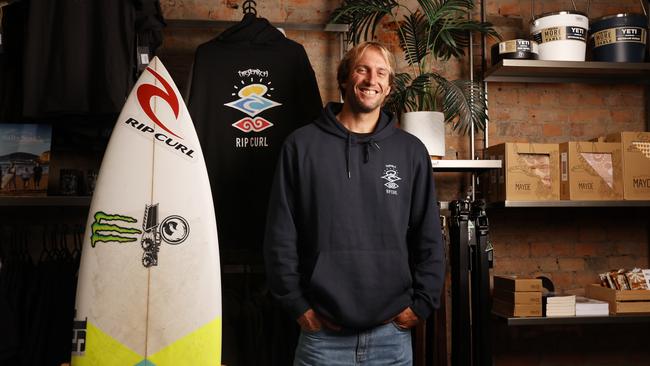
[242,0,257,16]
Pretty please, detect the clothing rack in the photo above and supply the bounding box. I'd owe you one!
[165,18,348,33]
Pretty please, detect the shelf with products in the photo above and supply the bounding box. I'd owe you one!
[0,196,92,207]
[493,313,650,326]
[430,159,501,172]
[484,59,650,84]
[488,200,650,208]
[476,2,650,366]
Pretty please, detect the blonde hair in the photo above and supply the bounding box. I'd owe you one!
[337,41,396,98]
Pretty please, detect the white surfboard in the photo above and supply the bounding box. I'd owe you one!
[72,57,221,366]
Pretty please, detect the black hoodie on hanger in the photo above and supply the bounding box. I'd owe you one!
[20,0,165,117]
[188,14,323,261]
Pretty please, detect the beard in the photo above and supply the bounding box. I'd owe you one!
[346,89,385,114]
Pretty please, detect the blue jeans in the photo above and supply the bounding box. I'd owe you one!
[293,322,412,366]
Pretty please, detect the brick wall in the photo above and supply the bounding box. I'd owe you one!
[157,1,650,365]
[483,1,650,365]
[483,0,649,292]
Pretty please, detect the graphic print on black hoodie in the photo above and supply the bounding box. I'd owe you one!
[188,14,322,259]
[225,67,282,148]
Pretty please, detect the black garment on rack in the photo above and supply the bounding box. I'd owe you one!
[20,0,165,117]
[0,227,80,366]
[188,14,322,261]
[0,1,27,121]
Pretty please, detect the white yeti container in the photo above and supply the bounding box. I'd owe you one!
[531,11,589,61]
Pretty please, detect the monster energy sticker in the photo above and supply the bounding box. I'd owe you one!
[90,206,190,268]
[91,212,143,247]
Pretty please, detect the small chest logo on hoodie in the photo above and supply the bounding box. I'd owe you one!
[225,69,282,148]
[381,164,401,195]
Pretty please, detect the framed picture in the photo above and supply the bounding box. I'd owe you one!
[0,123,52,196]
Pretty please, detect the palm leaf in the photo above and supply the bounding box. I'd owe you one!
[385,72,439,115]
[419,0,500,60]
[435,78,488,134]
[397,11,430,66]
[329,0,399,44]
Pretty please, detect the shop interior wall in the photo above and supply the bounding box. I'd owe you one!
[484,0,649,294]
[483,1,650,365]
[156,0,649,365]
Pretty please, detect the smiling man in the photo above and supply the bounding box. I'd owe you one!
[264,42,445,365]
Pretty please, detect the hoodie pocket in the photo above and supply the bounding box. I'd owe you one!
[307,250,413,328]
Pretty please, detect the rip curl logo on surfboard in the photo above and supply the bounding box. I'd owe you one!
[137,67,181,138]
[90,205,190,268]
[125,66,196,159]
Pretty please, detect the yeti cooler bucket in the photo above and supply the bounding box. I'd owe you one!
[590,13,647,62]
[531,11,589,61]
[491,39,539,65]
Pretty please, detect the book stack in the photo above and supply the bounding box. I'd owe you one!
[545,295,576,317]
[492,276,542,317]
[575,296,609,316]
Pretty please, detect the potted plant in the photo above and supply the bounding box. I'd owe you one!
[330,0,500,155]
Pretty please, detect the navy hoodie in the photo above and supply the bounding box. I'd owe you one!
[264,102,445,330]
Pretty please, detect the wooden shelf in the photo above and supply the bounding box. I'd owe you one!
[484,59,650,84]
[494,312,650,326]
[488,200,650,208]
[166,19,348,33]
[430,159,501,172]
[0,196,92,207]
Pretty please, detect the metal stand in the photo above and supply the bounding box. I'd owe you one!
[450,200,471,366]
[450,199,493,366]
[470,200,492,366]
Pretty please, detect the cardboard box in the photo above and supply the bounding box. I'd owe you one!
[493,275,543,292]
[492,298,542,317]
[586,284,650,314]
[602,132,650,200]
[493,288,542,305]
[486,143,560,201]
[0,123,52,196]
[559,141,623,200]
[483,151,500,202]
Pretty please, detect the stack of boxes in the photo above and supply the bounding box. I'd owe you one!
[484,131,650,202]
[492,275,542,317]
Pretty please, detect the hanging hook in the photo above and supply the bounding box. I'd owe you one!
[242,0,257,15]
[640,0,647,16]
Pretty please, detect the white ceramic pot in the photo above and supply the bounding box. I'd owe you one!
[400,111,446,157]
[531,11,589,61]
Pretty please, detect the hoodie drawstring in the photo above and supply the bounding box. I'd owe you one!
[348,136,381,178]
[363,138,381,163]
[346,133,352,179]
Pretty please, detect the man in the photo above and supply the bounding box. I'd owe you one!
[33,162,43,189]
[264,41,445,365]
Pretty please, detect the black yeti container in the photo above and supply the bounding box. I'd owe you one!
[590,13,648,62]
[490,39,539,65]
